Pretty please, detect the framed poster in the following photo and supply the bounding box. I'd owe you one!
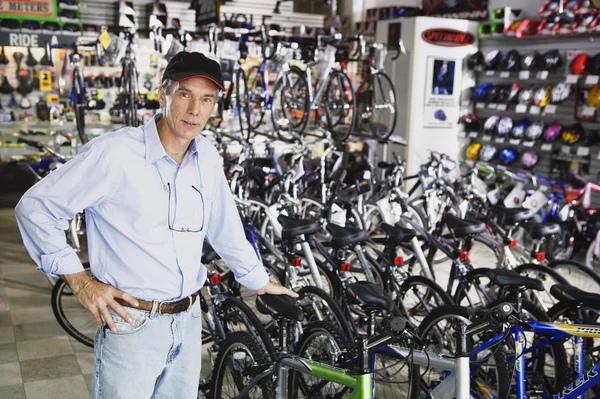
[423,57,462,127]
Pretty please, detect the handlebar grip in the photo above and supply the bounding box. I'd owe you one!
[17,138,44,150]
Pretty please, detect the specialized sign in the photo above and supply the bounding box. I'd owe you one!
[0,0,55,18]
[422,0,489,21]
[421,29,474,47]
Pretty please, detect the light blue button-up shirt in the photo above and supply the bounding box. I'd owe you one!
[15,114,269,301]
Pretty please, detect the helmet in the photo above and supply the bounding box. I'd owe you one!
[485,50,503,70]
[518,87,535,104]
[497,116,514,136]
[551,82,571,103]
[589,53,600,75]
[570,53,590,75]
[562,123,585,145]
[542,50,562,70]
[467,52,484,70]
[500,147,518,165]
[521,51,541,70]
[543,120,562,141]
[494,84,511,103]
[459,114,479,131]
[507,83,521,103]
[512,117,531,138]
[484,115,501,133]
[480,144,498,161]
[486,86,501,102]
[465,142,482,160]
[587,85,600,107]
[525,120,545,141]
[521,150,540,169]
[434,109,447,121]
[534,85,551,107]
[475,83,494,100]
[501,50,521,71]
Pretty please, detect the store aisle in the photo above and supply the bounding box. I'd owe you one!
[0,209,211,399]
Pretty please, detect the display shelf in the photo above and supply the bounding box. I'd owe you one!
[480,32,600,43]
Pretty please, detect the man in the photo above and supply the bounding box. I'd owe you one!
[15,51,297,398]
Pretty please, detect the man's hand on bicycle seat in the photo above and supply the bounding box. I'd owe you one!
[256,281,299,298]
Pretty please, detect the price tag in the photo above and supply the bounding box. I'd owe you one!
[543,104,557,115]
[582,106,596,117]
[585,75,600,85]
[488,103,498,110]
[530,105,541,115]
[577,147,590,157]
[519,71,530,80]
[495,137,506,143]
[561,145,571,154]
[485,70,496,76]
[482,135,492,142]
[541,143,553,151]
[537,70,550,80]
[523,140,535,147]
[476,102,486,109]
[509,139,521,145]
[566,74,580,84]
[497,104,508,111]
[469,131,478,138]
[500,71,510,78]
[516,104,528,113]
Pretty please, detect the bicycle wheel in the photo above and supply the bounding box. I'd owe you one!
[51,262,95,347]
[548,260,600,294]
[72,69,88,144]
[514,263,569,311]
[396,275,454,326]
[271,68,309,141]
[365,72,397,139]
[208,331,274,399]
[296,285,352,341]
[246,66,266,132]
[289,321,351,399]
[409,305,511,399]
[586,239,600,270]
[324,70,356,142]
[235,68,251,139]
[453,268,496,308]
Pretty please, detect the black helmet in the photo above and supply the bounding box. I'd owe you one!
[541,49,562,70]
[485,50,503,70]
[459,114,479,132]
[467,51,484,70]
[501,50,521,71]
[521,51,541,71]
[589,52,600,76]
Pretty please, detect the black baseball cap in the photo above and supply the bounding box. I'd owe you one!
[162,51,224,91]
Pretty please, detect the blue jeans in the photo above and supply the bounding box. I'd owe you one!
[91,297,203,398]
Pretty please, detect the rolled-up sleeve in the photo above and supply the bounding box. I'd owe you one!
[206,161,269,291]
[15,143,114,277]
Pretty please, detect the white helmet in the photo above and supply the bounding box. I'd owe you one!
[551,82,571,104]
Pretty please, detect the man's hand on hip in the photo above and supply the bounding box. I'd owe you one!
[256,281,299,298]
[63,271,140,333]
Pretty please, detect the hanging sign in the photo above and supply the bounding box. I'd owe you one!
[0,0,55,18]
[193,0,220,26]
[422,0,489,21]
[421,29,475,47]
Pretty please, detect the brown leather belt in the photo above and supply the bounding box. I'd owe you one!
[115,290,201,315]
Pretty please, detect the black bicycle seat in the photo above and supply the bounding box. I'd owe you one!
[377,161,396,169]
[550,284,600,308]
[522,222,560,240]
[201,241,220,264]
[444,213,486,238]
[256,294,304,322]
[278,215,319,240]
[489,206,534,225]
[487,269,544,291]
[381,223,416,244]
[326,223,368,248]
[346,281,395,313]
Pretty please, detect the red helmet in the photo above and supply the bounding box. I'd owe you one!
[570,53,590,75]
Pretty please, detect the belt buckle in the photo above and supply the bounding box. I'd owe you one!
[157,300,167,315]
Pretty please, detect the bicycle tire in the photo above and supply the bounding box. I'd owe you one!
[324,70,356,142]
[235,68,250,139]
[547,260,600,294]
[72,69,88,144]
[397,275,454,325]
[208,331,274,399]
[289,321,351,399]
[51,262,95,347]
[452,267,496,307]
[409,304,512,399]
[271,68,309,141]
[513,263,570,310]
[246,66,266,131]
[220,296,276,358]
[297,285,353,341]
[369,71,398,140]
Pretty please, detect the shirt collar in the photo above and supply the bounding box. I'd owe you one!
[144,113,200,166]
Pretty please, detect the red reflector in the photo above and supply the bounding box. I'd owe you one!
[226,172,232,179]
[209,274,221,285]
[568,237,575,246]
[394,256,404,266]
[509,240,517,248]
[340,263,351,272]
[290,258,302,267]
[459,251,469,262]
[536,252,546,262]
